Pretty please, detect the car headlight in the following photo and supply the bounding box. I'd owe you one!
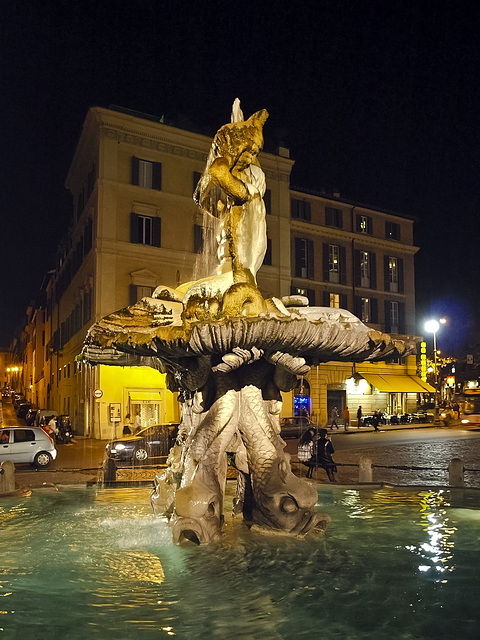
[113,443,126,451]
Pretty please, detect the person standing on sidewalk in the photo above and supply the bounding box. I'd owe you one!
[357,405,362,428]
[330,406,339,429]
[343,406,350,431]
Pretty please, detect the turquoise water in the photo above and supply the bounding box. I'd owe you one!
[0,484,479,639]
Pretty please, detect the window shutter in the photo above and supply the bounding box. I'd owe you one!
[370,252,377,289]
[294,237,303,277]
[370,297,378,323]
[339,245,346,284]
[291,199,298,219]
[130,212,139,243]
[152,162,162,190]
[323,290,330,307]
[307,239,314,280]
[338,209,343,228]
[384,255,390,291]
[194,224,204,253]
[398,258,404,293]
[307,288,315,305]
[367,217,373,235]
[325,207,332,226]
[264,189,272,214]
[152,217,162,247]
[322,243,329,281]
[354,296,362,318]
[339,293,347,309]
[354,250,361,287]
[384,300,391,332]
[398,302,406,333]
[131,157,139,185]
[129,285,137,305]
[304,201,311,222]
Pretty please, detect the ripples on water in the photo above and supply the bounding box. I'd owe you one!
[1,484,480,639]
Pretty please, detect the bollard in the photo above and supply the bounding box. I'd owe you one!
[448,458,464,487]
[358,456,373,483]
[103,458,117,483]
[0,460,16,494]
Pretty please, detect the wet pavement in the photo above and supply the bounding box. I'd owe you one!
[2,399,480,490]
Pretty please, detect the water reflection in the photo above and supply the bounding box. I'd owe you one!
[406,490,456,581]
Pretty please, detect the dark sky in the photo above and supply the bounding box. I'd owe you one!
[1,1,479,352]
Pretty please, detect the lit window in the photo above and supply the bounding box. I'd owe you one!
[360,251,370,287]
[329,293,340,308]
[361,297,370,322]
[329,245,339,283]
[388,257,398,292]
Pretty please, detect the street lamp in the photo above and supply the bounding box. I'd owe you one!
[425,319,445,425]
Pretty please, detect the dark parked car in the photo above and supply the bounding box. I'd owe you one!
[25,408,39,426]
[280,416,318,439]
[13,395,26,410]
[105,423,179,464]
[16,402,33,419]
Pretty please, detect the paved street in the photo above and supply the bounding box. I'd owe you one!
[2,398,480,489]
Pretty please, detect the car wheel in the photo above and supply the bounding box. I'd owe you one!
[34,451,52,468]
[134,448,148,462]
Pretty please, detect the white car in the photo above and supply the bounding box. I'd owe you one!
[0,427,57,468]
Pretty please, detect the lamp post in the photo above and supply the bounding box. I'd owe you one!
[425,318,446,425]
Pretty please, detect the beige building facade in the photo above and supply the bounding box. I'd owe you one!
[17,106,424,436]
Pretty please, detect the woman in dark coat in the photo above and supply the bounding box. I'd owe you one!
[313,428,337,482]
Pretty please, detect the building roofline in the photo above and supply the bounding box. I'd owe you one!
[290,185,417,222]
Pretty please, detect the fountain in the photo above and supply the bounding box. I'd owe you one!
[82,100,415,544]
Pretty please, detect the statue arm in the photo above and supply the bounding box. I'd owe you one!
[209,157,250,204]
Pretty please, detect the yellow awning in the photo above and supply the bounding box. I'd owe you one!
[129,391,162,403]
[358,374,435,393]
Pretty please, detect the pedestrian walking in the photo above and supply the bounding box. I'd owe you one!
[330,406,339,429]
[343,406,350,431]
[372,410,380,432]
[357,405,362,428]
[311,429,337,482]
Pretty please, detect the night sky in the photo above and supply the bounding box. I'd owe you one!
[1,1,479,352]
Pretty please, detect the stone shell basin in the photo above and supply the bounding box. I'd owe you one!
[82,296,416,370]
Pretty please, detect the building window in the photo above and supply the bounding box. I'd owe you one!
[325,206,343,228]
[388,257,398,292]
[384,255,404,293]
[131,157,162,190]
[263,238,272,265]
[291,199,311,221]
[385,221,400,240]
[291,286,315,306]
[361,297,370,322]
[355,249,376,289]
[328,244,340,283]
[356,214,372,234]
[389,301,399,333]
[130,285,154,304]
[355,296,378,323]
[130,212,161,247]
[360,251,370,288]
[294,238,314,279]
[330,293,340,308]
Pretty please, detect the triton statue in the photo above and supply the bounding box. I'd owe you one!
[82,100,415,545]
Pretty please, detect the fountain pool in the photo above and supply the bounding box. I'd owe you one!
[1,484,479,639]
